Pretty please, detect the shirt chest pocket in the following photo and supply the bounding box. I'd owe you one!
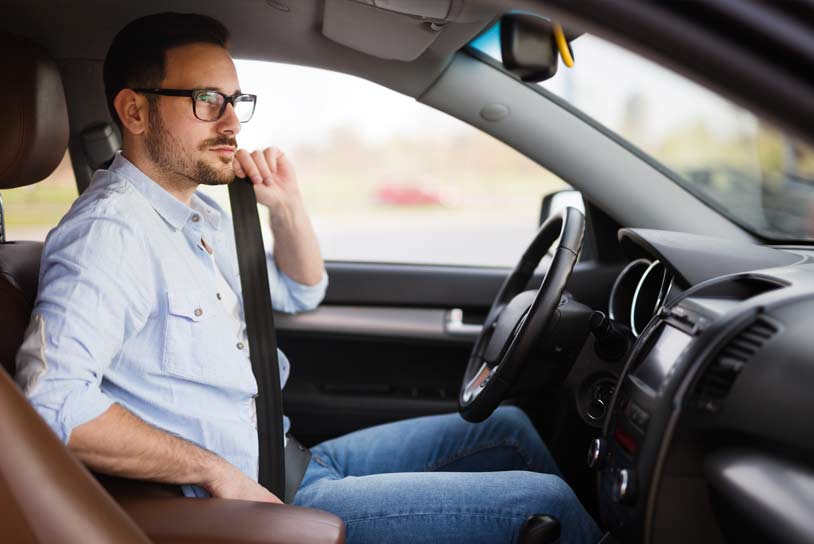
[163,289,220,382]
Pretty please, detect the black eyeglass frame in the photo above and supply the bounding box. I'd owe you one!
[134,88,257,123]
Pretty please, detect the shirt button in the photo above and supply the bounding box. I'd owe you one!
[191,214,200,223]
[216,292,222,300]
[237,342,245,350]
[194,308,203,317]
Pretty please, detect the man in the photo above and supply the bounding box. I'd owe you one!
[15,12,599,544]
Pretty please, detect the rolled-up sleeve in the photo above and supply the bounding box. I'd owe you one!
[15,211,150,443]
[266,253,328,313]
[208,193,328,315]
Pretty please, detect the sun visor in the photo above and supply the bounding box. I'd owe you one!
[322,0,492,61]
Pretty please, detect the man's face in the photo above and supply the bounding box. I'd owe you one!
[145,43,242,186]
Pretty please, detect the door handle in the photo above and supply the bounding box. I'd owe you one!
[444,308,483,338]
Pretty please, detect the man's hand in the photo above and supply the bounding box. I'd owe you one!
[203,459,283,504]
[231,146,325,287]
[69,404,283,505]
[234,147,302,215]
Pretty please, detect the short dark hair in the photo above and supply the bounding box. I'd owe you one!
[103,12,230,128]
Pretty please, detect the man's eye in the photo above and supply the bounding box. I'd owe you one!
[197,92,219,104]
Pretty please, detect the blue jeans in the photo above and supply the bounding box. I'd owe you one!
[293,406,601,543]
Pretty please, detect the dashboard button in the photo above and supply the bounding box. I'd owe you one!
[587,438,607,469]
[587,398,607,421]
[626,402,650,429]
[613,469,637,504]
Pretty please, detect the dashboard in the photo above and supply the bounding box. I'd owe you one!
[591,229,814,544]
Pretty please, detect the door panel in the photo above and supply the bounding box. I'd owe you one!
[280,332,467,446]
[318,260,619,310]
[279,259,622,446]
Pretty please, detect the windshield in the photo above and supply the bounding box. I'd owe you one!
[471,24,814,242]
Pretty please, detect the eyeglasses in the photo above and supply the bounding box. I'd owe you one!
[134,88,257,123]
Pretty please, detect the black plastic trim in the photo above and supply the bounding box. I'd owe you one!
[323,259,621,312]
[705,449,814,544]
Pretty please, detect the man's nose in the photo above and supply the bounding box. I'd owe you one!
[217,103,241,135]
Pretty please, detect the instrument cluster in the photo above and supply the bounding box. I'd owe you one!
[608,259,673,336]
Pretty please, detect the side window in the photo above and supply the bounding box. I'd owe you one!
[200,61,568,267]
[0,151,78,241]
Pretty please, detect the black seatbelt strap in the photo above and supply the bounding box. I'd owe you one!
[228,177,286,500]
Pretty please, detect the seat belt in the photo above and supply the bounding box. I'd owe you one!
[228,177,286,500]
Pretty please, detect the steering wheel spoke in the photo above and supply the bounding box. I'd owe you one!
[461,361,500,404]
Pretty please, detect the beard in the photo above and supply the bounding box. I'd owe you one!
[145,100,235,186]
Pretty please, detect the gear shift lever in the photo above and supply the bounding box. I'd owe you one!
[518,515,561,544]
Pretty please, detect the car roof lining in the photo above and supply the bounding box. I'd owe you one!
[0,0,498,98]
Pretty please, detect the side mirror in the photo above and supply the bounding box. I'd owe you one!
[500,14,581,83]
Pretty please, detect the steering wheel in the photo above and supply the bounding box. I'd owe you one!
[458,207,585,422]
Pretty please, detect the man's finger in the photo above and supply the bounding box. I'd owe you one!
[275,150,294,179]
[251,149,273,185]
[264,147,280,176]
[233,158,245,179]
[235,149,262,184]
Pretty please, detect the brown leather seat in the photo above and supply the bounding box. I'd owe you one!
[0,32,344,544]
[0,31,151,544]
[0,30,60,376]
[0,240,43,375]
[0,368,155,543]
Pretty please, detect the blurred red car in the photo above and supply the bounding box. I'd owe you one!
[375,180,460,206]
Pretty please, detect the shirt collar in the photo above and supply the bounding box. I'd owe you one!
[108,152,222,231]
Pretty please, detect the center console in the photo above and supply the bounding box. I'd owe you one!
[589,300,715,541]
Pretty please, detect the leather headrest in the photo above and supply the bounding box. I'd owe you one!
[0,33,69,189]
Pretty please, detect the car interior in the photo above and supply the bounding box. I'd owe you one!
[1,1,813,543]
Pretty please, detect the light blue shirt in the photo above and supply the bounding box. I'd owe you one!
[15,152,327,496]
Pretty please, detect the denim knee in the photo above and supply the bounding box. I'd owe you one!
[490,405,561,475]
[491,405,538,440]
[492,405,531,426]
[524,474,601,543]
[528,472,575,508]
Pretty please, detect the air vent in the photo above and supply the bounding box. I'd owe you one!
[695,318,778,412]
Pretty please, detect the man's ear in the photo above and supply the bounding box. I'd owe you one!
[113,89,149,135]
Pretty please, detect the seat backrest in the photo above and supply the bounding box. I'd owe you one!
[0,241,42,375]
[0,370,152,543]
[0,32,152,544]
[0,28,65,376]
